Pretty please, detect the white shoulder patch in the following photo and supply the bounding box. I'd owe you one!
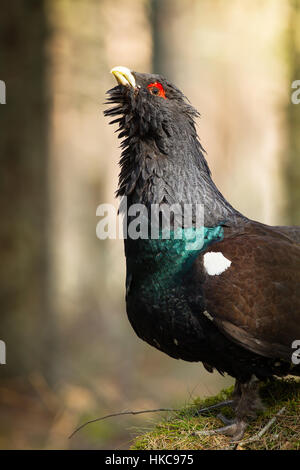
[203,251,231,276]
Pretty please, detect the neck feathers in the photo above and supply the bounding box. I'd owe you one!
[117,131,242,226]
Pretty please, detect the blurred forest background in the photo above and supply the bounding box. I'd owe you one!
[0,0,299,450]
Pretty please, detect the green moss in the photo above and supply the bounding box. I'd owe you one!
[131,378,300,450]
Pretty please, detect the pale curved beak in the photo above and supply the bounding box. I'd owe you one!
[110,66,136,88]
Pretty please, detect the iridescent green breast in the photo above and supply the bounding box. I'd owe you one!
[126,225,224,298]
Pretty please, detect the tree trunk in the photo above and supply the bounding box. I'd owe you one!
[0,0,55,380]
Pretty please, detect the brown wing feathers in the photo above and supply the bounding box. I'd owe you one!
[198,221,300,360]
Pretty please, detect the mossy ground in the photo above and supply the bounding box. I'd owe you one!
[131,378,299,450]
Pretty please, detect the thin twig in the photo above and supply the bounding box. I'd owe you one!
[69,399,234,439]
[69,408,179,439]
[193,400,234,416]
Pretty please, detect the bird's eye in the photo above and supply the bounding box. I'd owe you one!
[147,82,166,99]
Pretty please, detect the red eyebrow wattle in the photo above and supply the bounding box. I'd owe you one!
[147,82,166,99]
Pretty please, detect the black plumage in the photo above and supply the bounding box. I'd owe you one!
[105,67,300,440]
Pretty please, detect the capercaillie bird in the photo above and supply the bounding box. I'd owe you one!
[105,66,300,441]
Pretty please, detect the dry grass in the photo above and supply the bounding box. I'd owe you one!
[131,378,300,450]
